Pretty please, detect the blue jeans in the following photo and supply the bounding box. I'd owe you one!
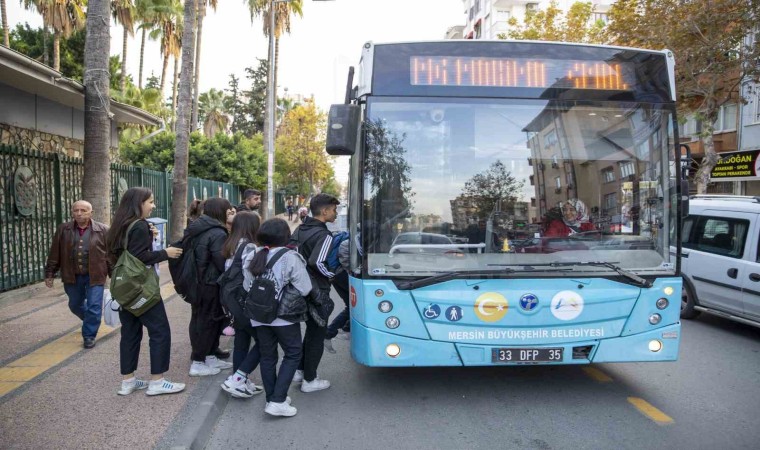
[63,274,103,339]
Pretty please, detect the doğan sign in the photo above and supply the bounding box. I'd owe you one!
[709,150,760,181]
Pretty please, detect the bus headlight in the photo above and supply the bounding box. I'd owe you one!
[386,344,401,357]
[656,298,669,310]
[378,301,393,313]
[648,340,663,352]
[385,316,400,329]
[649,313,662,325]
[663,286,674,296]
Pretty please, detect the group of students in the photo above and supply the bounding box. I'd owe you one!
[107,186,344,417]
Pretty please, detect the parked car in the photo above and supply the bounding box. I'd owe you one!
[678,195,760,328]
[390,232,462,255]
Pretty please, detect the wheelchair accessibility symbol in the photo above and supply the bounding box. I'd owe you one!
[423,304,441,319]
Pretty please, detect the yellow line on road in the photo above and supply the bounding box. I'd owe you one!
[627,397,674,425]
[582,367,613,383]
[0,284,175,398]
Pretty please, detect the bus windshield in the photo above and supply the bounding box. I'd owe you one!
[362,97,678,278]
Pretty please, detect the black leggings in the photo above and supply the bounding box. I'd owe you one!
[189,292,224,362]
[119,300,171,375]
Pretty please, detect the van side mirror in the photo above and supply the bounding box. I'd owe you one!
[681,180,689,217]
[326,104,360,156]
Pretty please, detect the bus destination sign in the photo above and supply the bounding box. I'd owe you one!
[410,56,633,90]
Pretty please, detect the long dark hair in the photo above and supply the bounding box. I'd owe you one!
[222,211,260,259]
[203,197,231,225]
[106,187,153,254]
[249,218,291,277]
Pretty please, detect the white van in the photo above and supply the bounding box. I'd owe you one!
[678,195,760,328]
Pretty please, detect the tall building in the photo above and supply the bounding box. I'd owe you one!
[460,0,614,40]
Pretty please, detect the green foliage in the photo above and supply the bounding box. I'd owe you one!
[461,160,524,219]
[275,101,334,197]
[224,59,267,136]
[9,23,86,79]
[502,1,605,44]
[198,88,229,138]
[120,132,266,188]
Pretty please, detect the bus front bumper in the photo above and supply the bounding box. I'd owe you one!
[350,320,680,367]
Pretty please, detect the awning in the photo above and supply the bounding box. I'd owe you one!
[0,45,161,127]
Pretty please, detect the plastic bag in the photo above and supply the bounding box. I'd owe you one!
[103,289,121,327]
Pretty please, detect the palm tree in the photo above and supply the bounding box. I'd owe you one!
[22,0,86,71]
[170,0,197,241]
[82,0,112,223]
[198,88,228,137]
[135,0,157,88]
[112,0,136,92]
[2,0,9,47]
[246,0,303,108]
[153,1,182,100]
[190,0,218,131]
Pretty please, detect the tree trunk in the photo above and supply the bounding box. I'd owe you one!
[172,54,179,131]
[274,36,280,131]
[120,26,128,92]
[170,0,197,241]
[695,132,719,194]
[160,53,169,101]
[82,0,112,223]
[1,0,9,47]
[42,26,48,66]
[138,28,146,89]
[53,31,60,71]
[191,1,205,131]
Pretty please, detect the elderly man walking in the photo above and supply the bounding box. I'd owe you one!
[45,201,111,349]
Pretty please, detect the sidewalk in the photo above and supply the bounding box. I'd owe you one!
[0,263,232,449]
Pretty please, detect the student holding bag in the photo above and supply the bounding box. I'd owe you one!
[106,187,185,396]
[246,218,311,417]
[219,211,264,398]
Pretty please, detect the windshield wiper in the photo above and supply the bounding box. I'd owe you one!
[547,261,653,288]
[397,266,570,290]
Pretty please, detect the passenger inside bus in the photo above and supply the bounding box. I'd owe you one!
[543,198,596,237]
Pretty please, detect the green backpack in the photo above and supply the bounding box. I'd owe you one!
[110,220,161,317]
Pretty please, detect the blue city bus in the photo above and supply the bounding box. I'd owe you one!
[325,41,687,367]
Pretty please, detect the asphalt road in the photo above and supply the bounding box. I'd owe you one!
[205,311,760,450]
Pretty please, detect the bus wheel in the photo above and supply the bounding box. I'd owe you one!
[681,280,700,320]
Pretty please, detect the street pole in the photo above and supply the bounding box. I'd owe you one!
[266,0,277,219]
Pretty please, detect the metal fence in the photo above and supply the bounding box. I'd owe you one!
[0,144,241,292]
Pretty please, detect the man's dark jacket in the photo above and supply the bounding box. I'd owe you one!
[45,220,111,286]
[291,217,334,291]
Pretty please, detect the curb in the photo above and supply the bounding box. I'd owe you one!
[169,371,229,450]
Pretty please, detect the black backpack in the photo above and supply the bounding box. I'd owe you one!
[218,243,250,330]
[168,235,200,304]
[243,249,288,324]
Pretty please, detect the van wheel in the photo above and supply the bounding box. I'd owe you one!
[681,281,700,319]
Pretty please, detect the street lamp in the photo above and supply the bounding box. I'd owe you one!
[265,0,333,218]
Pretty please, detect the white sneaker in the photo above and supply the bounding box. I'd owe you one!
[205,355,233,370]
[337,330,351,340]
[291,369,304,383]
[222,375,253,399]
[265,401,297,417]
[189,361,221,377]
[267,396,292,406]
[117,378,148,396]
[324,339,336,354]
[301,377,331,393]
[245,379,264,396]
[146,379,185,396]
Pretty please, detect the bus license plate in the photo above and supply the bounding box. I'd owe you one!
[492,348,563,363]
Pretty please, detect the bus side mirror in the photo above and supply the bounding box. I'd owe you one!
[326,104,360,156]
[681,180,689,217]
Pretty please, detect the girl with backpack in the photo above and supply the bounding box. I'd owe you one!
[247,218,310,417]
[219,211,264,398]
[182,197,234,377]
[106,187,185,396]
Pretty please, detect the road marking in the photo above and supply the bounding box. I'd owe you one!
[627,397,674,425]
[582,367,613,382]
[0,284,175,398]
